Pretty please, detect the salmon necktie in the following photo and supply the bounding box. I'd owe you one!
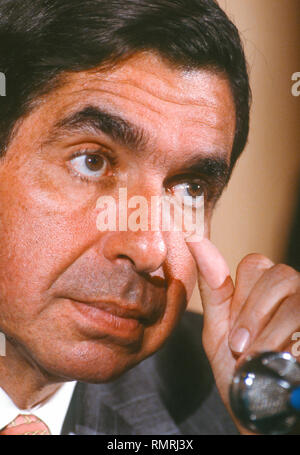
[0,414,51,435]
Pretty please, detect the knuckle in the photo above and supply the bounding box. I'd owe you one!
[282,293,300,308]
[273,294,300,324]
[270,263,300,283]
[238,253,274,271]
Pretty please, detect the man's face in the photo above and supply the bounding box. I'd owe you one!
[0,52,235,382]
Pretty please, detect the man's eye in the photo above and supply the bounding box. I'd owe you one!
[171,182,204,207]
[69,153,109,179]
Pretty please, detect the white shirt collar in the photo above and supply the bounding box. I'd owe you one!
[0,381,77,435]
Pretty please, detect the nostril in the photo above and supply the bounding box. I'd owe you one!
[115,255,135,267]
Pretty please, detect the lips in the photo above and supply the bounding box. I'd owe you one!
[68,298,155,323]
[64,296,160,344]
[75,299,149,321]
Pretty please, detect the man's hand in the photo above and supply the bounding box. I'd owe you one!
[187,238,300,434]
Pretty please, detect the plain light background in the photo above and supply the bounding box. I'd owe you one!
[188,0,300,312]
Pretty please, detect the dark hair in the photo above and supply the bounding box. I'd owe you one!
[0,0,251,169]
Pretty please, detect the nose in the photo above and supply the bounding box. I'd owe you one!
[102,230,167,274]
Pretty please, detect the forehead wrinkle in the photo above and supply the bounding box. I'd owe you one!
[85,54,229,108]
[60,70,224,116]
[54,87,227,142]
[41,71,231,142]
[86,77,221,112]
[41,86,164,124]
[102,78,221,109]
[83,81,231,134]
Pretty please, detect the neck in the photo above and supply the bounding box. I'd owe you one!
[0,339,63,409]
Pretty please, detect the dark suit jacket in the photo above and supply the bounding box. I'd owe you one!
[61,311,238,435]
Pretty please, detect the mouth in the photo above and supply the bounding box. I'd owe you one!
[65,297,153,344]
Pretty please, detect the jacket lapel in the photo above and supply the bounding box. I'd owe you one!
[61,354,181,435]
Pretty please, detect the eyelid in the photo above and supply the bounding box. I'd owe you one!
[166,172,204,187]
[67,148,118,182]
[167,177,204,194]
[69,146,118,165]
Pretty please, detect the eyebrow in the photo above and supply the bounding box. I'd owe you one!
[50,105,149,151]
[183,155,230,181]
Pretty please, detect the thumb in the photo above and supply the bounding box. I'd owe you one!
[187,238,234,340]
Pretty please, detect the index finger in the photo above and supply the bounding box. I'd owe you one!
[187,237,231,290]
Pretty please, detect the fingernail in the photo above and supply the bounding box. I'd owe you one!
[229,328,250,353]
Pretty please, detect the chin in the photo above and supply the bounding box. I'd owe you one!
[34,339,145,384]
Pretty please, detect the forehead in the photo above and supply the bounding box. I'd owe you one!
[12,52,236,165]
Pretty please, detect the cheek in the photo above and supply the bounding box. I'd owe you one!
[0,180,99,318]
